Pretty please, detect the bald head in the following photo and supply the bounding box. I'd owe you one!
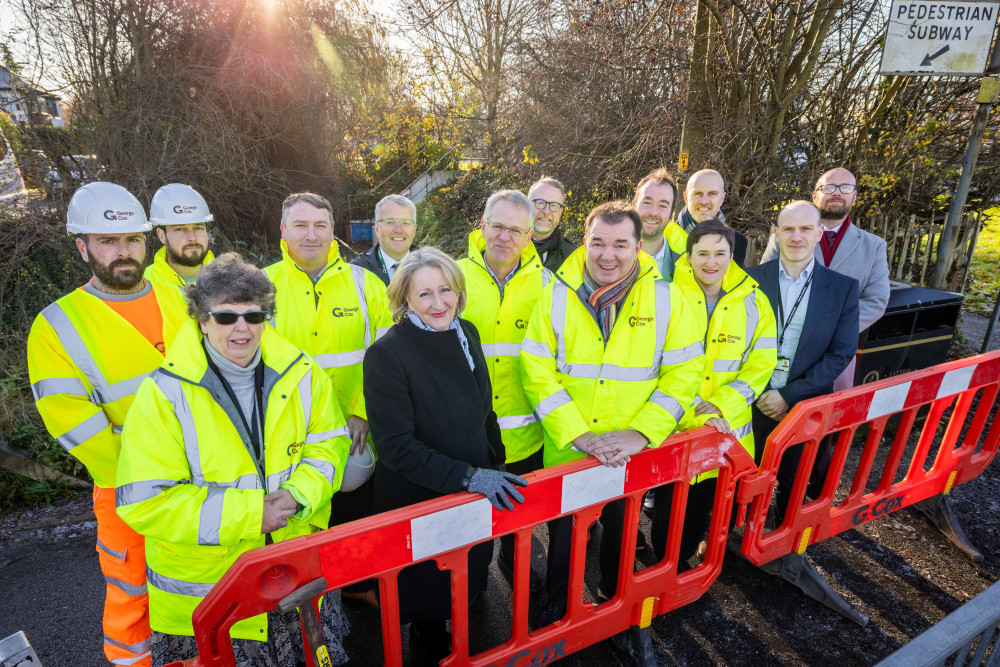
[813,167,857,227]
[774,200,822,265]
[684,169,725,223]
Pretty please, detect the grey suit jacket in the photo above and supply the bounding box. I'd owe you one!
[761,222,890,331]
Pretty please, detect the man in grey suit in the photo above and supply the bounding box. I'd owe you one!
[762,167,890,390]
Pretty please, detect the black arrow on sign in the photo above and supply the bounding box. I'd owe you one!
[921,45,951,66]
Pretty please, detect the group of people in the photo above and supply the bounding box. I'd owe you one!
[27,165,890,666]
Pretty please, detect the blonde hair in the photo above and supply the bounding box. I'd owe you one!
[387,247,467,323]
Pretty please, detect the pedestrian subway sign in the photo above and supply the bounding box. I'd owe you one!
[880,0,1000,76]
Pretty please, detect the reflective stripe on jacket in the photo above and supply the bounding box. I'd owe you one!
[265,240,392,421]
[673,256,777,476]
[143,246,215,286]
[116,321,349,639]
[458,230,551,464]
[27,282,189,488]
[521,248,705,468]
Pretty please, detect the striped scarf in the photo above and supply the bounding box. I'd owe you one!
[583,258,640,339]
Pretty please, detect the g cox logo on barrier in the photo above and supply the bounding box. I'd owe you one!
[173,204,198,215]
[488,639,566,667]
[103,209,135,221]
[852,493,905,525]
[333,306,360,318]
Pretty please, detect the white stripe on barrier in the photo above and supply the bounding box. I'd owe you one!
[560,464,627,514]
[867,382,912,420]
[936,365,977,399]
[410,498,493,561]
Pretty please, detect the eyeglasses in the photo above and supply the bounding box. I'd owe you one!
[815,184,857,194]
[532,199,564,212]
[208,310,268,325]
[376,218,416,230]
[486,222,531,240]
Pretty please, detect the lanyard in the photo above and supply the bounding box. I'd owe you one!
[206,355,265,464]
[777,270,814,349]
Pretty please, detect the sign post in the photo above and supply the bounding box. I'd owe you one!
[879,0,1000,290]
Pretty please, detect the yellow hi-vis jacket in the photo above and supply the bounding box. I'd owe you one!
[458,230,552,464]
[116,321,349,639]
[143,246,215,286]
[265,240,392,421]
[521,248,705,468]
[27,282,189,488]
[673,257,777,473]
[654,220,690,283]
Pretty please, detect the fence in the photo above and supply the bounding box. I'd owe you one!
[171,353,1000,667]
[855,209,984,291]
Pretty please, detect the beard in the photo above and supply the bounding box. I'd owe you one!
[819,201,851,221]
[90,257,144,291]
[167,243,208,267]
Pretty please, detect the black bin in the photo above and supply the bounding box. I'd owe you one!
[855,282,963,385]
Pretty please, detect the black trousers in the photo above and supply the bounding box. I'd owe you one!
[650,479,718,568]
[751,407,834,522]
[545,497,627,612]
[499,448,545,566]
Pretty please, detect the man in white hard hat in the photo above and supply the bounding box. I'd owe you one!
[144,183,215,286]
[27,182,189,667]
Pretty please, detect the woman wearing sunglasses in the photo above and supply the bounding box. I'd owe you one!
[116,252,351,666]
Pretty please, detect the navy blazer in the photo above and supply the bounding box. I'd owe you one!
[746,260,859,407]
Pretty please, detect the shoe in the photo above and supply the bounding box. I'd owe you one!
[643,490,656,514]
[342,587,380,610]
[409,620,451,662]
[497,556,543,594]
[635,531,649,554]
[537,603,565,627]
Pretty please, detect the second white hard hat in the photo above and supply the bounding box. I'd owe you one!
[66,182,151,235]
[149,183,214,226]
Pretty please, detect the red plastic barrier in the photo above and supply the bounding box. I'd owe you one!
[168,426,757,666]
[737,351,1000,565]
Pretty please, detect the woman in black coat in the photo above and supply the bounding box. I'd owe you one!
[362,247,527,659]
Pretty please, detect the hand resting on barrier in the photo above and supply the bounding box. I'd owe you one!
[756,389,789,421]
[706,417,731,433]
[586,429,651,468]
[467,468,528,511]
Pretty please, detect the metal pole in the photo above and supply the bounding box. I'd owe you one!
[982,292,1000,354]
[931,34,1000,288]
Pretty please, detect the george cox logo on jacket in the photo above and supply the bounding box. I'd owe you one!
[332,306,360,318]
[629,315,654,327]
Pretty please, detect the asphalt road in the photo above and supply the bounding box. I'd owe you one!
[2,462,998,667]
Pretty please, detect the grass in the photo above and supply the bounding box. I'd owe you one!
[965,207,1000,315]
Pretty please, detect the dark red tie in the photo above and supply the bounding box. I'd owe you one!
[824,230,837,247]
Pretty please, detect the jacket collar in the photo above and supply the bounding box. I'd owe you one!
[673,255,758,297]
[163,319,303,385]
[279,239,342,279]
[466,229,544,276]
[555,245,660,290]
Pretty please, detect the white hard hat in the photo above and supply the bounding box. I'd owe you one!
[149,183,214,226]
[66,182,151,235]
[340,444,375,492]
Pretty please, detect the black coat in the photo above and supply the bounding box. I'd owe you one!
[350,243,419,286]
[532,227,578,273]
[363,316,503,621]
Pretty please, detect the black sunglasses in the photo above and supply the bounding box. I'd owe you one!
[208,310,268,325]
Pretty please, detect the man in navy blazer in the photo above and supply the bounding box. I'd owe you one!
[747,200,859,519]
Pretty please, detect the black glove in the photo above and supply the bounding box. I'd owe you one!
[466,468,528,511]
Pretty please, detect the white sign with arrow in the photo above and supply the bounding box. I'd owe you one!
[880,0,1000,75]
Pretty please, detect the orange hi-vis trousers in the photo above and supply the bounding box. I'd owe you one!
[94,486,151,666]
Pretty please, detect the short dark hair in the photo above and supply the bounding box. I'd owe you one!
[585,201,642,242]
[634,168,678,207]
[186,252,276,323]
[686,216,735,255]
